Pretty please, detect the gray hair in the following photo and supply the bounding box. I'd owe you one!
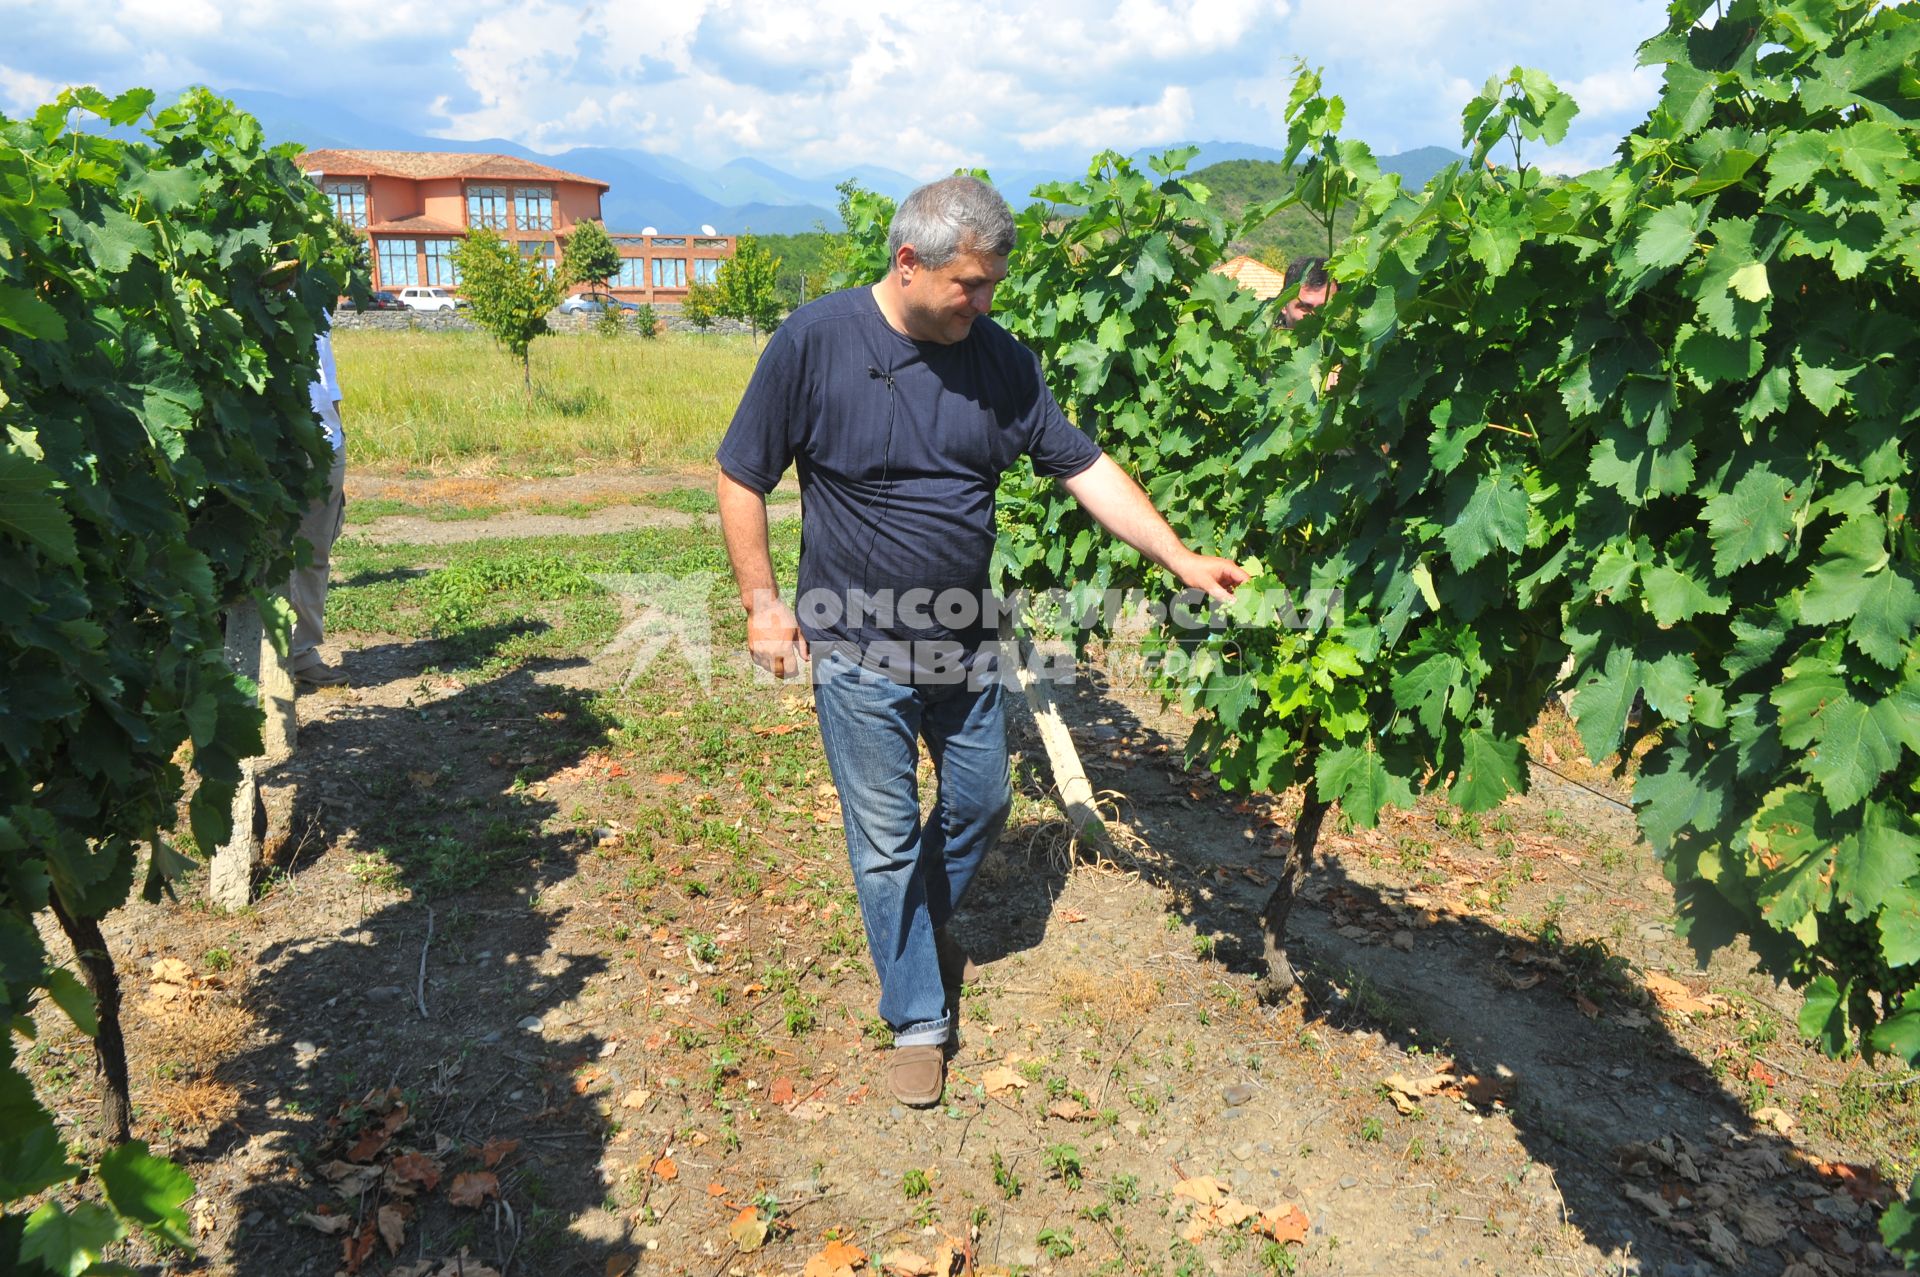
[887,175,1016,270]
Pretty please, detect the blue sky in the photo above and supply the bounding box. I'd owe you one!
[1,0,1669,177]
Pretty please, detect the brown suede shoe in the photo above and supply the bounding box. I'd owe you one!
[934,928,982,987]
[887,1044,946,1107]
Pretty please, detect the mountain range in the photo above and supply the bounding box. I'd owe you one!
[227,88,1461,236]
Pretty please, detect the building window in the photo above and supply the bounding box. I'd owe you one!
[693,258,720,285]
[377,237,419,288]
[467,185,508,230]
[519,239,556,274]
[611,235,647,248]
[323,180,367,228]
[423,238,461,286]
[514,186,554,231]
[652,257,688,288]
[613,259,646,288]
[694,237,729,249]
[651,236,686,247]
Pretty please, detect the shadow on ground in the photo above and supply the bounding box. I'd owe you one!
[964,660,1896,1276]
[173,623,630,1276]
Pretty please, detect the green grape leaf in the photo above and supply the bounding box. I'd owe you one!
[1448,728,1524,813]
[98,1141,195,1250]
[1878,885,1920,969]
[1807,695,1904,813]
[43,967,98,1038]
[1315,742,1414,828]
[0,450,80,565]
[1885,1171,1920,1259]
[1800,515,1892,626]
[0,283,69,341]
[1798,974,1849,1057]
[1642,562,1729,625]
[1630,202,1703,272]
[1390,650,1468,738]
[0,1070,76,1198]
[1701,463,1803,574]
[22,1201,127,1277]
[1836,814,1920,926]
[1439,467,1529,572]
[1848,569,1920,668]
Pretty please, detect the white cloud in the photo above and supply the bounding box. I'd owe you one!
[5,0,1677,180]
[1564,63,1661,116]
[1017,85,1196,153]
[0,65,62,116]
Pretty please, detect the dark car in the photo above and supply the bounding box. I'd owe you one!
[557,291,639,315]
[341,290,404,312]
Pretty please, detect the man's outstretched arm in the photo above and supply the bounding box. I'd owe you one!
[717,469,808,678]
[1060,454,1249,600]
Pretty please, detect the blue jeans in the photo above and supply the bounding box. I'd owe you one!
[812,648,1011,1046]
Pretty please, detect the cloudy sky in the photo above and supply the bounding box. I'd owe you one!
[2,0,1668,177]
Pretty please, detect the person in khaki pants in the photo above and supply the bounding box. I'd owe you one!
[290,326,347,687]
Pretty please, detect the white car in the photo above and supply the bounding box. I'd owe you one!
[397,286,461,312]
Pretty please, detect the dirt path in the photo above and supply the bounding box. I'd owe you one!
[28,487,1913,1277]
[346,469,800,547]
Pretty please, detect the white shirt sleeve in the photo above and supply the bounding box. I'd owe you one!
[315,331,342,406]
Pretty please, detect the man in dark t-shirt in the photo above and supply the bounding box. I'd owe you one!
[717,175,1247,1107]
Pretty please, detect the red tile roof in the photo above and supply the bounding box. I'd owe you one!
[296,149,608,190]
[1213,254,1287,300]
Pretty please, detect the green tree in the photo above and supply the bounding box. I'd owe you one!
[682,279,720,330]
[562,217,620,292]
[716,233,784,346]
[452,228,566,396]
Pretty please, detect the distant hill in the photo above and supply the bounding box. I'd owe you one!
[1186,148,1465,266]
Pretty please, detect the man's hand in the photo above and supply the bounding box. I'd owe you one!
[747,596,809,679]
[1174,552,1251,602]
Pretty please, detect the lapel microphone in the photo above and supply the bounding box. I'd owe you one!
[867,365,894,388]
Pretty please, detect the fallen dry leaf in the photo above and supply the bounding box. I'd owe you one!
[654,771,688,786]
[651,1155,678,1182]
[1256,1204,1310,1244]
[881,1248,934,1276]
[447,1171,500,1209]
[478,1137,519,1168]
[605,1254,638,1277]
[729,1206,770,1252]
[619,1088,654,1110]
[1172,1175,1230,1206]
[803,1238,868,1277]
[297,1210,351,1235]
[707,1182,728,1198]
[389,1152,442,1192]
[1046,1099,1091,1121]
[1216,1199,1260,1228]
[1057,910,1088,924]
[751,723,801,736]
[342,1220,377,1273]
[789,1100,835,1121]
[377,1205,408,1255]
[1644,972,1715,1016]
[1751,1105,1795,1135]
[978,1065,1029,1096]
[1179,1212,1213,1243]
[151,958,193,985]
[769,1077,796,1105]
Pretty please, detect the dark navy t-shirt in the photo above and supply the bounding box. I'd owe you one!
[717,287,1100,665]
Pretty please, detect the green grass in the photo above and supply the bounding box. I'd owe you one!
[335,329,762,471]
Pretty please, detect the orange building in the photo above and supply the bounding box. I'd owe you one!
[293,149,733,303]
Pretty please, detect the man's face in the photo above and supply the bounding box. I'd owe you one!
[1281,282,1333,329]
[898,245,1008,344]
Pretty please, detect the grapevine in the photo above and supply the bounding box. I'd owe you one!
[1,87,358,1270]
